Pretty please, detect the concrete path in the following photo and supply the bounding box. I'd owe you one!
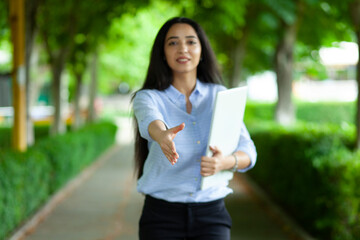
[9,115,313,240]
[21,143,142,240]
[14,146,312,240]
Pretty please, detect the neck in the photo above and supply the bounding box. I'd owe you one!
[172,72,197,97]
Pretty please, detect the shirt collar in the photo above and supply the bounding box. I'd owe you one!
[164,79,205,103]
[192,79,205,97]
[164,84,184,105]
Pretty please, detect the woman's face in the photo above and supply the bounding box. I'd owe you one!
[164,23,202,77]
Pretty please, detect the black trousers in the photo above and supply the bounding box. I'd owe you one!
[139,195,232,240]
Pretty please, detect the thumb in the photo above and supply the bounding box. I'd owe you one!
[209,145,221,155]
[170,123,185,135]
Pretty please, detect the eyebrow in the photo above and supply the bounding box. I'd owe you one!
[166,35,198,42]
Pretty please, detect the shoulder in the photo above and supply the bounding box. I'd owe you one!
[133,89,162,101]
[215,84,227,92]
[134,89,155,97]
[200,82,227,95]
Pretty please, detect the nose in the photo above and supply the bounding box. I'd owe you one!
[178,42,188,53]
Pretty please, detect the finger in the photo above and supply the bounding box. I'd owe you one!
[161,145,173,158]
[165,153,177,165]
[170,123,185,135]
[162,146,177,164]
[201,172,212,177]
[168,150,178,160]
[201,156,216,165]
[209,145,220,155]
[201,162,215,171]
[209,145,217,151]
[201,168,214,176]
[169,144,179,163]
[161,133,181,164]
[171,142,177,154]
[162,141,175,155]
[169,142,179,160]
[201,156,211,163]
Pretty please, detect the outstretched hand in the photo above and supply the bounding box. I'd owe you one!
[157,123,185,165]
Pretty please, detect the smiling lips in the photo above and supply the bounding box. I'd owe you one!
[176,57,190,63]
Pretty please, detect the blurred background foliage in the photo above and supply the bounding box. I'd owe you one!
[0,0,357,94]
[1,0,360,239]
[99,0,181,93]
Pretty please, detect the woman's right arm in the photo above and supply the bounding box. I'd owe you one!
[133,91,185,165]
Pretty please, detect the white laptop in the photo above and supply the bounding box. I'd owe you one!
[200,86,248,190]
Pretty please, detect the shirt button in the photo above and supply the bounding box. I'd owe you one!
[197,159,201,162]
[197,140,201,144]
[192,121,196,125]
[195,178,198,181]
[189,193,193,196]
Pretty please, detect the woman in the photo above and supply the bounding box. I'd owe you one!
[132,17,257,240]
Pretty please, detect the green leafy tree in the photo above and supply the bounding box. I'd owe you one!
[1,0,38,147]
[247,0,351,125]
[267,0,299,125]
[182,0,353,127]
[348,0,360,149]
[0,0,11,73]
[0,0,9,38]
[66,0,128,129]
[37,0,147,134]
[320,0,360,150]
[0,0,10,72]
[180,0,249,87]
[99,0,180,92]
[37,0,79,135]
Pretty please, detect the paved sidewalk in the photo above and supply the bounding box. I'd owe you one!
[21,143,143,240]
[10,117,313,240]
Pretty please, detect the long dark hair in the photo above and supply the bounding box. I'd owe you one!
[133,17,223,179]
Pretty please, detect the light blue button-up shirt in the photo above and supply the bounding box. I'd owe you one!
[133,80,257,203]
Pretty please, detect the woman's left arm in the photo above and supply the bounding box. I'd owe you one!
[200,147,250,177]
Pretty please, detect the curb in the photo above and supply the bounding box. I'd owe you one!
[234,173,316,240]
[7,144,121,240]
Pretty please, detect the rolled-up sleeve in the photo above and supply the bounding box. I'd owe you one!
[133,90,167,142]
[235,122,257,172]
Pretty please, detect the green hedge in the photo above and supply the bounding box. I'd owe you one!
[0,149,51,239]
[0,125,67,150]
[244,101,355,125]
[248,123,360,240]
[295,102,355,125]
[0,121,117,239]
[0,127,12,149]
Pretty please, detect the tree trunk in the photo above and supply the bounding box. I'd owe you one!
[87,51,98,123]
[72,72,83,130]
[229,3,256,88]
[25,0,39,146]
[40,2,76,135]
[50,49,69,135]
[50,64,66,135]
[274,22,297,125]
[230,31,248,88]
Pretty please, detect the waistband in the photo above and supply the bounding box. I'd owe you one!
[145,194,224,209]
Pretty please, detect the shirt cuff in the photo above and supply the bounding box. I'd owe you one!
[139,115,168,142]
[235,146,257,173]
